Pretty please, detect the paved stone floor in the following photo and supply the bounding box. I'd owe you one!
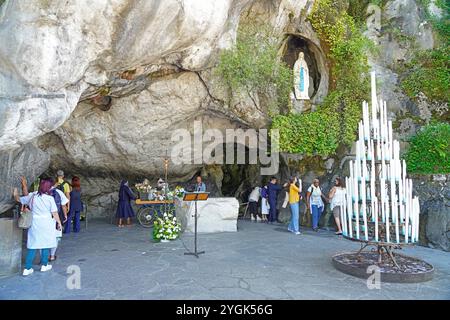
[0,220,449,300]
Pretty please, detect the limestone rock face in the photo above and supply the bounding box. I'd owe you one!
[0,0,253,152]
[366,0,434,117]
[414,175,450,252]
[0,143,50,213]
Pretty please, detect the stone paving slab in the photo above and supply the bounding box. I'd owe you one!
[0,220,449,300]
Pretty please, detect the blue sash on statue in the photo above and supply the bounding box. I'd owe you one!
[299,67,304,92]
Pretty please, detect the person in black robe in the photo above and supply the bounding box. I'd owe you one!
[116,180,136,227]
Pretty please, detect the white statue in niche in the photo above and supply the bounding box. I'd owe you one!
[293,52,310,100]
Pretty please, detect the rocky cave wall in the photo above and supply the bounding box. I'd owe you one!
[0,0,448,250]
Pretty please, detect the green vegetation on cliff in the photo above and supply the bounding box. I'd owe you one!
[404,122,450,174]
[216,22,293,115]
[401,0,450,105]
[272,0,371,156]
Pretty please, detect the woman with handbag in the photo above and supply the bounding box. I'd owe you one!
[14,177,63,276]
[306,178,329,232]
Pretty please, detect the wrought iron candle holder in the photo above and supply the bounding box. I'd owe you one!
[332,72,434,283]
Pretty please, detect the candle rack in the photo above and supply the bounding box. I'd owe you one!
[332,72,434,283]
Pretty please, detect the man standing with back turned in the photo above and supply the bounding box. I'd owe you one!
[267,177,281,224]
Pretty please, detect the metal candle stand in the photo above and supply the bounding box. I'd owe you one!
[332,72,434,283]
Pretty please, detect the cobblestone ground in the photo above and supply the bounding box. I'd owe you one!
[0,220,449,300]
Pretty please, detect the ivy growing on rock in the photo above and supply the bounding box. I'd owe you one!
[216,21,293,115]
[272,0,371,156]
[401,0,450,105]
[403,122,450,174]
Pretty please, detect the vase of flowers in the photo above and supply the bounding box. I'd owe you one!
[135,179,152,200]
[152,209,181,242]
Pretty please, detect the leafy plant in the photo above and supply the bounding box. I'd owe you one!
[152,209,181,242]
[403,122,450,174]
[401,46,450,103]
[216,21,293,115]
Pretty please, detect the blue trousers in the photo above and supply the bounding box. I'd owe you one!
[268,200,277,222]
[64,210,81,233]
[25,248,49,269]
[288,202,300,232]
[311,204,321,229]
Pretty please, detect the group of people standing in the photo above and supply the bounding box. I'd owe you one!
[248,176,346,235]
[13,170,83,276]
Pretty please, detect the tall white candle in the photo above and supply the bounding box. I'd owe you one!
[387,121,393,160]
[404,178,410,243]
[354,173,360,240]
[385,194,390,243]
[411,197,416,243]
[374,196,379,242]
[363,102,370,140]
[371,72,378,141]
[380,177,386,223]
[391,162,400,243]
[414,197,420,243]
[380,99,385,141]
[346,177,353,237]
[361,169,368,241]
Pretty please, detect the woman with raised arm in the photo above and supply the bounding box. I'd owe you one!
[14,177,62,276]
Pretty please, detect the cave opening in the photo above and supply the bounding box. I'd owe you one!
[282,35,321,100]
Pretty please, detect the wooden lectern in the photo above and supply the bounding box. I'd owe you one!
[183,192,209,258]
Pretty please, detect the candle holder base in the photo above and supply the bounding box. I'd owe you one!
[332,240,434,283]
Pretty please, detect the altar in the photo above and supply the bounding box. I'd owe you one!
[175,197,239,233]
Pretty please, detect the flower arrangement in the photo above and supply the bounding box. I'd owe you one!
[152,209,181,241]
[135,179,152,193]
[174,186,185,198]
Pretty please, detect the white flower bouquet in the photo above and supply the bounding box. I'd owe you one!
[152,209,181,241]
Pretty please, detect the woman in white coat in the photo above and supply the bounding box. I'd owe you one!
[15,178,63,276]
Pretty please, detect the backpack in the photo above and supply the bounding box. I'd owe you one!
[57,181,69,193]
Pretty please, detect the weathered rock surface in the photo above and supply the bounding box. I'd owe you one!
[0,0,319,215]
[0,0,254,152]
[0,143,49,214]
[414,175,450,252]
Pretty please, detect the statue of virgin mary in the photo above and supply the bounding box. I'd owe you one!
[293,52,310,100]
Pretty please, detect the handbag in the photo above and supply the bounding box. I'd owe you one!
[18,195,35,229]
